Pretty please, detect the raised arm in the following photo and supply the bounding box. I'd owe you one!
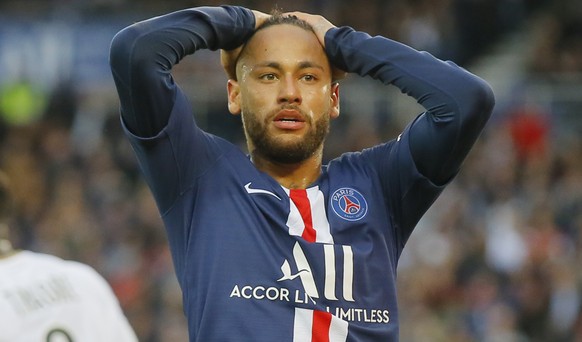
[109,6,256,137]
[324,27,494,184]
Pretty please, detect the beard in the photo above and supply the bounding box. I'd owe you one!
[242,106,330,164]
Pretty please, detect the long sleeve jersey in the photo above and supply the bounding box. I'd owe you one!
[110,6,494,341]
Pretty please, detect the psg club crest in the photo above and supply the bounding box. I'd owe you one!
[331,188,368,221]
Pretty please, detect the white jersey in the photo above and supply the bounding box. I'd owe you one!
[0,251,138,342]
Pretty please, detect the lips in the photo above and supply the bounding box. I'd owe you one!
[272,109,306,130]
[274,109,305,122]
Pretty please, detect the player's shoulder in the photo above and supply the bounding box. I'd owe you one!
[17,251,107,285]
[7,250,65,269]
[327,139,398,170]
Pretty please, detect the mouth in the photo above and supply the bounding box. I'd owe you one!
[274,109,305,123]
[272,109,306,130]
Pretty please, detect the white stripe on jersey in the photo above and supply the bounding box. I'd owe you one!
[293,308,349,342]
[293,308,314,342]
[329,312,349,341]
[284,186,334,244]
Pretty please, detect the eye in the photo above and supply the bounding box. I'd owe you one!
[301,74,317,82]
[259,73,277,81]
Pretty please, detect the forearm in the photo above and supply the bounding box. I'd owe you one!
[109,6,255,137]
[325,27,495,183]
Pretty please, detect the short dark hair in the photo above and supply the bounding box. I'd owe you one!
[255,11,315,33]
[225,10,344,83]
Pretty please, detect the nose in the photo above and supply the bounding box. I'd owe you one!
[277,76,302,105]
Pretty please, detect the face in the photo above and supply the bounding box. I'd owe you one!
[227,24,340,164]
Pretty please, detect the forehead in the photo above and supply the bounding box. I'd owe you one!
[241,24,328,65]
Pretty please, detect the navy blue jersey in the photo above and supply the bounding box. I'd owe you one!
[110,6,494,341]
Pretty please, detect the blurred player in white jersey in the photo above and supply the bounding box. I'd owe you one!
[0,170,138,342]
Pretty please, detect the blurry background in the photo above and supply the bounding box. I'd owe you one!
[0,0,581,341]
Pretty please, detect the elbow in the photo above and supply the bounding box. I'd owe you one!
[109,26,137,70]
[475,77,496,115]
[460,74,496,124]
[109,24,151,71]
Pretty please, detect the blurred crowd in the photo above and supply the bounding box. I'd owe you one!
[1,0,581,341]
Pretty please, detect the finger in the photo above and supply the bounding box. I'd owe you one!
[284,12,334,47]
[220,45,244,80]
[251,10,270,29]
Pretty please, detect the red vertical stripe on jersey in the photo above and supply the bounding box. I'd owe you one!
[312,310,332,342]
[289,189,316,242]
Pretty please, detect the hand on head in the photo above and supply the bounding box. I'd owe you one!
[284,11,347,81]
[283,12,334,48]
[221,10,270,81]
[220,9,346,82]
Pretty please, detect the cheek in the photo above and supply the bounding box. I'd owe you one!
[305,87,332,112]
[241,89,270,119]
[242,84,271,107]
[240,89,258,113]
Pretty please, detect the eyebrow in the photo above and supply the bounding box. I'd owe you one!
[254,61,325,71]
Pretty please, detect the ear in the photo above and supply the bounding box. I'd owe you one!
[329,82,340,119]
[227,79,241,115]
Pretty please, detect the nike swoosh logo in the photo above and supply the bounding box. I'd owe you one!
[244,182,281,200]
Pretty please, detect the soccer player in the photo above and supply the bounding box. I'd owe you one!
[109,6,494,341]
[0,171,138,342]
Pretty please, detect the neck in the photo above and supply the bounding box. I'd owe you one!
[252,151,322,189]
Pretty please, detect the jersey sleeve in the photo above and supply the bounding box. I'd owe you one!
[109,6,255,137]
[109,7,255,213]
[325,27,495,247]
[325,27,495,185]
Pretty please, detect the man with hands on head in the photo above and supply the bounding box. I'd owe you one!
[110,5,494,341]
